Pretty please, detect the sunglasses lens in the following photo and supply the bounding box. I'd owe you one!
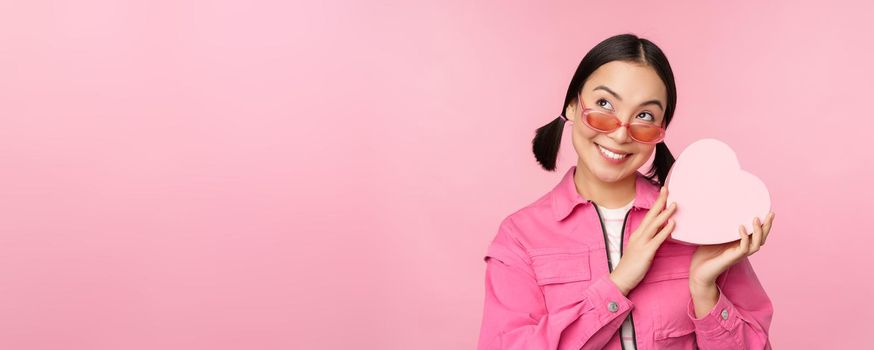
[629,124,664,143]
[585,112,620,132]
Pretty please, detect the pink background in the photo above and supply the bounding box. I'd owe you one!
[0,0,871,349]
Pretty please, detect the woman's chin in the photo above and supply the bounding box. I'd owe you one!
[593,169,625,183]
[588,159,636,183]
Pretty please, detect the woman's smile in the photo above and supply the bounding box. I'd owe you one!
[594,142,633,164]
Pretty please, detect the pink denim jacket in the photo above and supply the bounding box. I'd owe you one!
[477,166,773,349]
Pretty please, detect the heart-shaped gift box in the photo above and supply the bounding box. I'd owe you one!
[664,138,771,245]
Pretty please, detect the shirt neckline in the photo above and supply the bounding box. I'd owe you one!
[595,197,635,217]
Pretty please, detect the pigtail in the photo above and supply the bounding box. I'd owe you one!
[532,115,569,171]
[646,141,676,186]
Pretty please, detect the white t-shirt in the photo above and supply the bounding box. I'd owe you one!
[596,198,637,350]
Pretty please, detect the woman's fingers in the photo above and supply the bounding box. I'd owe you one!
[652,219,675,245]
[749,217,763,255]
[636,187,669,240]
[738,225,751,257]
[642,187,669,228]
[647,201,677,238]
[761,212,775,246]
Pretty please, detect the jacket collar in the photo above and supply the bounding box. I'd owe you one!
[550,165,661,221]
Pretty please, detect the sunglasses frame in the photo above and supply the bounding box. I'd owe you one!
[574,92,666,145]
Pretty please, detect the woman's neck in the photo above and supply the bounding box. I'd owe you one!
[573,164,636,209]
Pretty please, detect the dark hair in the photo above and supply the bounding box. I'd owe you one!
[532,33,677,186]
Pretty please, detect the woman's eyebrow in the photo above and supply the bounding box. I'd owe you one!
[593,85,664,111]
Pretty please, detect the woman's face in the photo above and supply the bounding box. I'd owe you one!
[567,60,668,183]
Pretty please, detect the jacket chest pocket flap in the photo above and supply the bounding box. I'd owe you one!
[642,242,695,283]
[528,246,592,285]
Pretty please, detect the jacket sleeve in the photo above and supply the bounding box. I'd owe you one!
[476,218,632,350]
[685,256,774,349]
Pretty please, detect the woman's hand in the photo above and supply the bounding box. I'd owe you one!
[689,212,776,288]
[688,212,775,318]
[609,186,677,295]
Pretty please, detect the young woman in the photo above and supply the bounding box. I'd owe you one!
[477,34,775,350]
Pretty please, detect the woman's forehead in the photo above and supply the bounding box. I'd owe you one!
[584,61,667,103]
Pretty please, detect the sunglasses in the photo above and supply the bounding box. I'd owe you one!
[569,93,666,144]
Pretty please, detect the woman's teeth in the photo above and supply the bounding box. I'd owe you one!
[597,144,629,160]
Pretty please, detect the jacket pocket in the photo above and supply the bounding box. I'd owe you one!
[641,242,695,284]
[528,246,592,311]
[650,242,697,347]
[528,246,592,285]
[640,255,692,283]
[654,322,696,346]
[653,278,697,347]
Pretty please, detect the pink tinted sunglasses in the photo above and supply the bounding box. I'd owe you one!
[562,94,666,144]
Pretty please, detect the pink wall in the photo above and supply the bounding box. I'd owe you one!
[0,0,870,349]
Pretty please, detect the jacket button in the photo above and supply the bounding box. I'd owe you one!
[720,309,729,320]
[608,301,619,313]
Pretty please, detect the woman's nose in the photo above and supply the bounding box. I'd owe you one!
[607,121,631,144]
